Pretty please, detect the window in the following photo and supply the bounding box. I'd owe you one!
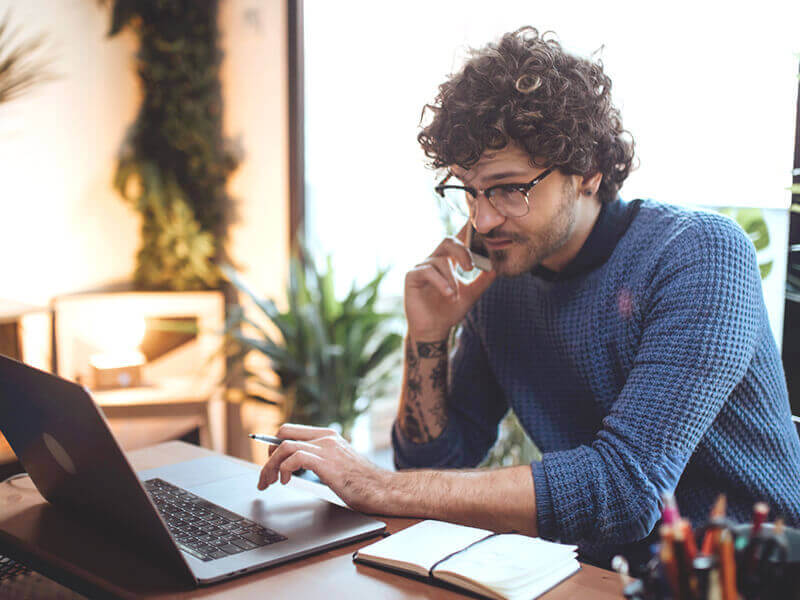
[300,1,800,343]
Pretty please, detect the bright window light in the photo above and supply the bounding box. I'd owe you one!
[304,0,800,299]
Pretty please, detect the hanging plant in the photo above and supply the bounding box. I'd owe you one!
[106,0,239,290]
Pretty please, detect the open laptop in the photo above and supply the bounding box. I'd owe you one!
[0,354,386,586]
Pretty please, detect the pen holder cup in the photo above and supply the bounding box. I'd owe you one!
[732,523,800,600]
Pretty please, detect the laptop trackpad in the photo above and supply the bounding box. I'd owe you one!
[138,456,342,537]
[138,455,259,488]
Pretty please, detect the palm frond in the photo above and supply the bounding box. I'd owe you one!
[224,239,402,435]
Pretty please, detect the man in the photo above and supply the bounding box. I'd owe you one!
[258,27,800,565]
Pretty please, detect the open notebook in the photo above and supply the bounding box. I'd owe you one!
[353,520,580,600]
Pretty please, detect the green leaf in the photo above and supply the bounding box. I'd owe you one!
[739,212,770,252]
[318,256,340,324]
[221,265,296,342]
[225,237,402,429]
[717,207,772,279]
[224,303,245,331]
[357,333,403,378]
[232,332,305,378]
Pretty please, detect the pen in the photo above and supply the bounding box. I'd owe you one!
[748,517,787,599]
[659,524,682,599]
[707,564,723,600]
[718,528,736,600]
[678,518,698,563]
[750,502,769,538]
[675,519,699,597]
[744,502,770,577]
[765,518,789,564]
[611,555,631,587]
[692,555,713,600]
[248,434,284,445]
[701,494,727,555]
[672,525,692,600]
[662,493,681,526]
[622,580,645,600]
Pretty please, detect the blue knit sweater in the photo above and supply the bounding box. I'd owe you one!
[392,199,800,564]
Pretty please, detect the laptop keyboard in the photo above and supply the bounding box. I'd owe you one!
[0,554,30,580]
[143,478,287,562]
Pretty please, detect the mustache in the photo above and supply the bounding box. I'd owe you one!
[479,230,524,243]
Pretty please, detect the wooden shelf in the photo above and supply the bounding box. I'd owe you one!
[91,376,220,407]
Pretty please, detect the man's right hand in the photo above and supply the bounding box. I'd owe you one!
[404,226,497,342]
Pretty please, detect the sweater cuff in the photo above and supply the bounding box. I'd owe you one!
[531,459,557,541]
[391,419,465,470]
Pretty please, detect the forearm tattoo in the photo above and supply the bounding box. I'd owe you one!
[400,338,449,443]
[404,366,432,442]
[405,340,419,369]
[429,361,447,394]
[417,340,447,358]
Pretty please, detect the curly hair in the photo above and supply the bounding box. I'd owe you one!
[417,27,636,204]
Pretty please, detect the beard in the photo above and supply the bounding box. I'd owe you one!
[484,178,579,277]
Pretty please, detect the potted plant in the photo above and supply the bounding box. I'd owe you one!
[223,244,403,450]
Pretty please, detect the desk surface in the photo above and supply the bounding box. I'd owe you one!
[0,442,626,599]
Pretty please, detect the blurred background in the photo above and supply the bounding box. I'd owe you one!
[1,0,799,475]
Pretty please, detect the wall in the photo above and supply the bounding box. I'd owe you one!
[0,0,288,308]
[0,0,139,305]
[220,0,289,301]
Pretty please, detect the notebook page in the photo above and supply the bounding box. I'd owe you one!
[356,520,493,573]
[434,534,578,595]
[435,561,581,600]
[507,560,580,600]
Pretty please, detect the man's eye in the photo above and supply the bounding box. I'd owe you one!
[495,184,525,194]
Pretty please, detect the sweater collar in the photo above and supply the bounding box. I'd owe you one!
[531,196,642,281]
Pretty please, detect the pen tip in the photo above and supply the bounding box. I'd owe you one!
[661,493,680,524]
[775,518,785,535]
[711,494,727,519]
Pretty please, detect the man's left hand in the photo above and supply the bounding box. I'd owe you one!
[257,423,392,515]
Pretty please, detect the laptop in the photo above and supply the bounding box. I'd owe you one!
[0,354,386,586]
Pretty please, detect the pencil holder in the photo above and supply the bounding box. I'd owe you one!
[621,521,800,599]
[732,523,800,600]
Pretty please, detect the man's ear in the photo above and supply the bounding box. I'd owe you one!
[580,172,603,196]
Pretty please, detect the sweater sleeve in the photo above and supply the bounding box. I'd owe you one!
[392,311,509,470]
[533,214,764,544]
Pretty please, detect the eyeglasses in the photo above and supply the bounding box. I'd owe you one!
[434,167,555,218]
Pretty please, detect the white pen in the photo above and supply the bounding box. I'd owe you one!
[248,433,284,445]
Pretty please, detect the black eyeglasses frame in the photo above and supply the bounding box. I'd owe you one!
[434,167,555,218]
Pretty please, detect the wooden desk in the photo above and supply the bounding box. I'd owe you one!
[0,442,625,599]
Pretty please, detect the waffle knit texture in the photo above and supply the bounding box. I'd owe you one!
[392,199,800,564]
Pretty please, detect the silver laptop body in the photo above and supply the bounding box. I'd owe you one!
[0,354,386,586]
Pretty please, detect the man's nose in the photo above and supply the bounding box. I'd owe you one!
[471,193,506,234]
